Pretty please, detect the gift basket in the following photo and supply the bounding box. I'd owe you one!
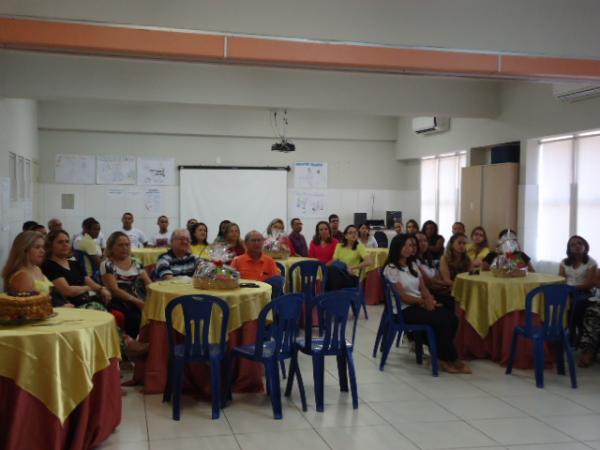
[193,244,240,289]
[263,232,290,260]
[490,230,527,278]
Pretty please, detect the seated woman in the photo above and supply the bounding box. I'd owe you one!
[559,235,597,349]
[212,219,231,244]
[41,230,111,309]
[327,225,373,290]
[421,220,445,260]
[482,229,535,272]
[358,222,378,248]
[2,231,53,295]
[578,268,600,367]
[101,231,151,338]
[265,218,295,255]
[466,226,490,269]
[415,232,452,300]
[190,222,210,258]
[440,233,472,286]
[405,219,420,236]
[223,222,245,260]
[308,221,339,264]
[383,234,471,374]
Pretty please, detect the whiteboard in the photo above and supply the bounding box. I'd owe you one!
[55,154,95,184]
[180,168,287,241]
[96,155,136,185]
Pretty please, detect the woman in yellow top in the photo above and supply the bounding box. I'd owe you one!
[190,222,210,258]
[465,226,490,269]
[327,225,373,290]
[2,231,53,294]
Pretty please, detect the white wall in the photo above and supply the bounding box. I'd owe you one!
[3,0,600,59]
[0,98,38,289]
[37,101,419,240]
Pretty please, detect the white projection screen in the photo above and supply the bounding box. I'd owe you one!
[180,168,288,241]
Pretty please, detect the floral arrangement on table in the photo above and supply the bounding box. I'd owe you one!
[193,244,240,289]
[490,230,527,278]
[263,232,290,260]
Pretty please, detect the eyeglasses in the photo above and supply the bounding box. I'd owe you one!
[174,237,190,242]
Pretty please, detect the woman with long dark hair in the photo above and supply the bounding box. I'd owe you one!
[421,220,445,260]
[358,222,378,248]
[190,222,210,257]
[440,233,471,286]
[466,226,490,269]
[383,234,470,374]
[327,224,373,290]
[308,221,339,264]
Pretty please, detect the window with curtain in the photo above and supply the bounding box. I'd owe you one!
[420,152,466,236]
[537,131,600,261]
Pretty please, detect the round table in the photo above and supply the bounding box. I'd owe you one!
[0,308,121,450]
[131,247,169,267]
[363,248,388,305]
[364,248,388,273]
[452,271,565,368]
[133,279,272,394]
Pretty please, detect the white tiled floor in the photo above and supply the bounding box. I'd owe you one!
[99,304,600,450]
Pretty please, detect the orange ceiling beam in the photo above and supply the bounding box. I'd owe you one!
[2,17,600,81]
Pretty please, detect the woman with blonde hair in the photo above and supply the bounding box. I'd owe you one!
[2,231,53,294]
[223,222,245,260]
[466,226,491,269]
[439,233,471,287]
[266,217,294,255]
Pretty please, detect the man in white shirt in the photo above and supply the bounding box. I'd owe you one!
[148,215,170,247]
[119,212,148,248]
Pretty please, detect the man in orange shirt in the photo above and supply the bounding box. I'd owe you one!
[231,230,280,281]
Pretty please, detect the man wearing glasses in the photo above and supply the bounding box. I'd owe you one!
[155,229,198,279]
[231,231,280,282]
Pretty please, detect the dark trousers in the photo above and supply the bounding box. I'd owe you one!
[402,305,459,362]
[570,292,592,347]
[109,299,142,338]
[326,266,359,291]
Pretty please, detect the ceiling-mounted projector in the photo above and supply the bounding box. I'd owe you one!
[271,140,296,152]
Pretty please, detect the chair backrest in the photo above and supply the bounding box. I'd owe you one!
[73,249,100,282]
[289,260,328,299]
[315,290,354,353]
[380,270,407,327]
[276,262,286,279]
[341,288,362,345]
[373,231,388,248]
[165,295,230,360]
[524,284,576,339]
[254,293,303,358]
[264,275,285,299]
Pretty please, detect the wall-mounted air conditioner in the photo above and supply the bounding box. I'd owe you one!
[412,117,450,135]
[553,82,600,103]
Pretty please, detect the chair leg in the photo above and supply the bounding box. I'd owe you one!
[284,354,297,397]
[372,315,387,357]
[426,329,439,377]
[312,354,325,412]
[266,361,283,420]
[379,326,396,371]
[292,354,308,411]
[172,361,183,421]
[414,333,424,365]
[210,359,221,419]
[505,332,519,375]
[280,360,287,379]
[533,337,545,388]
[346,350,359,410]
[163,357,172,403]
[396,331,402,348]
[554,341,566,375]
[563,335,578,389]
[221,355,231,408]
[337,353,349,392]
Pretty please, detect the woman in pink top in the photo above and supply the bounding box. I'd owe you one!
[309,221,339,264]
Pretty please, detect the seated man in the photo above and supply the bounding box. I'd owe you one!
[288,217,308,257]
[149,215,170,247]
[47,218,63,233]
[119,212,148,248]
[231,231,280,282]
[155,229,198,279]
[73,217,103,276]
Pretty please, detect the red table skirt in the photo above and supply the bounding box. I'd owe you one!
[456,309,555,369]
[132,319,264,396]
[0,359,121,450]
[365,270,384,305]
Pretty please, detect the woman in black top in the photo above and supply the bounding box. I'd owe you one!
[421,220,445,260]
[41,230,111,308]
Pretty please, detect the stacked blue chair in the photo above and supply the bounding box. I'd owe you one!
[276,261,286,280]
[287,290,359,412]
[373,270,392,358]
[264,275,286,299]
[506,284,577,389]
[232,294,307,419]
[378,275,439,376]
[288,260,327,300]
[163,295,230,420]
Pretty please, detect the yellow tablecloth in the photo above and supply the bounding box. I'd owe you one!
[0,308,121,424]
[452,272,565,337]
[364,248,388,273]
[131,247,169,267]
[142,279,272,340]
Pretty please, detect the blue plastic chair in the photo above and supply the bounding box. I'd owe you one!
[276,261,286,279]
[287,290,359,412]
[163,295,230,420]
[506,284,577,389]
[232,294,307,419]
[73,249,101,283]
[288,260,327,299]
[378,275,439,377]
[265,275,286,299]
